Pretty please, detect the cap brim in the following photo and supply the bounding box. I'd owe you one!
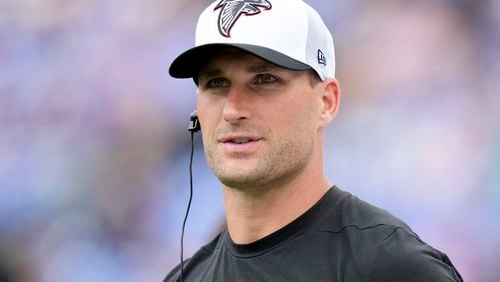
[169,43,310,79]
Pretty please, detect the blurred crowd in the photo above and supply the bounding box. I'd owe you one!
[0,0,499,281]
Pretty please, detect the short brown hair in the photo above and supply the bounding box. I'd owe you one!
[308,69,322,88]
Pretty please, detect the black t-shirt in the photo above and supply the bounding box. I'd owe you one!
[165,186,462,281]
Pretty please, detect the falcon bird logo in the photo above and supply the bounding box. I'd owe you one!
[214,0,272,37]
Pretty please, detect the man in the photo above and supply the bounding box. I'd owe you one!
[165,0,462,281]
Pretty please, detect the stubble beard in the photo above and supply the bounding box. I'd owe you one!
[204,129,315,192]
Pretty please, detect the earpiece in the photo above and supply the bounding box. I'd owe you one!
[188,110,201,133]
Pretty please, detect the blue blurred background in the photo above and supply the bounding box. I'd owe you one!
[0,0,499,281]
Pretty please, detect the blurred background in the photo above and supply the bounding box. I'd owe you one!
[0,0,499,281]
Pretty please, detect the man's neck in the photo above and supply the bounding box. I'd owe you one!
[222,169,331,245]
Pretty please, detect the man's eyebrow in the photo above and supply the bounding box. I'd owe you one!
[246,63,281,73]
[198,62,283,80]
[198,68,224,80]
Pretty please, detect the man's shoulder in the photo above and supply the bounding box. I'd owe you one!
[163,233,223,282]
[312,187,421,258]
[315,186,462,281]
[367,227,463,281]
[320,186,413,234]
[320,187,438,261]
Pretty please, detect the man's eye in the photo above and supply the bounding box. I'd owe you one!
[256,74,277,84]
[206,78,228,88]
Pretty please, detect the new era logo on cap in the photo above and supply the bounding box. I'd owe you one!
[214,0,272,37]
[317,49,327,66]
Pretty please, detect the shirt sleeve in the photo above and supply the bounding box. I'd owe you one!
[368,227,463,282]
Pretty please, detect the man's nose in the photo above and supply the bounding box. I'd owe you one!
[222,86,252,123]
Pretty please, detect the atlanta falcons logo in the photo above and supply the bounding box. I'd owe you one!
[214,0,272,37]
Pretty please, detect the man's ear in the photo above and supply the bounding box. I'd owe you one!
[318,78,341,126]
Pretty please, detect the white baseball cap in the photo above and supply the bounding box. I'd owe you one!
[169,0,335,81]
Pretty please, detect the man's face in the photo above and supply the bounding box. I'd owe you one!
[197,49,324,191]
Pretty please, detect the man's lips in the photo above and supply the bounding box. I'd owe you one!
[217,134,263,144]
[217,134,263,153]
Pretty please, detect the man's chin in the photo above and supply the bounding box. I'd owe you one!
[217,172,266,190]
[207,155,271,189]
